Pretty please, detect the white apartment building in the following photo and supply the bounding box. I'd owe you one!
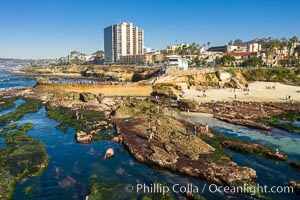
[104,22,144,63]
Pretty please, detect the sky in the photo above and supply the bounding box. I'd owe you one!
[0,0,300,59]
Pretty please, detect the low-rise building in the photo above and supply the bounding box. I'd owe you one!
[165,55,188,70]
[224,52,260,66]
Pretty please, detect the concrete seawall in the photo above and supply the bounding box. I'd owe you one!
[35,83,153,97]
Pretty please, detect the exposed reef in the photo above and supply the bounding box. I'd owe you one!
[0,123,49,200]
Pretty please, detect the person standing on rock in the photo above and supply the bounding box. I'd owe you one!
[147,116,151,128]
[205,124,209,134]
[75,110,79,120]
[147,128,152,142]
[186,127,190,137]
[194,125,197,136]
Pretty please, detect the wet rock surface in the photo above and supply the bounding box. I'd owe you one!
[211,101,300,131]
[222,140,288,160]
[113,100,257,187]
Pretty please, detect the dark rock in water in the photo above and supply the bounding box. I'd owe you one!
[289,161,300,171]
[288,180,300,194]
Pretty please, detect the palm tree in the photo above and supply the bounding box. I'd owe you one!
[207,41,211,49]
[263,43,271,67]
[288,36,299,65]
[270,41,279,67]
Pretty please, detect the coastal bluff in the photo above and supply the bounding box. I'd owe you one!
[34,83,152,97]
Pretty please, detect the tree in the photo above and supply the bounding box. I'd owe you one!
[265,47,271,67]
[174,43,202,56]
[288,36,299,65]
[93,50,104,58]
[270,41,279,67]
[228,40,233,46]
[234,39,243,46]
[207,41,211,49]
[221,55,236,66]
[242,57,263,67]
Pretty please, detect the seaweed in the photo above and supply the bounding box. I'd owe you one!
[0,123,49,200]
[0,98,43,126]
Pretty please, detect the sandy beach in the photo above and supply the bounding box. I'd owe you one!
[182,81,300,102]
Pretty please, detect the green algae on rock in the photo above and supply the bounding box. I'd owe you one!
[0,123,49,200]
[0,97,16,111]
[268,110,300,133]
[45,105,107,133]
[221,139,288,161]
[87,183,122,200]
[0,98,43,126]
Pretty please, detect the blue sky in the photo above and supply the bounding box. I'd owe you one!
[1,0,300,59]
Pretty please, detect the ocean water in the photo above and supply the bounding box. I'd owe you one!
[0,73,299,199]
[0,72,36,90]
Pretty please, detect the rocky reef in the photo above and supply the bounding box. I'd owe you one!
[0,98,43,126]
[268,110,300,133]
[113,100,257,188]
[0,97,16,110]
[0,123,49,199]
[209,101,300,131]
[45,105,113,144]
[221,140,288,160]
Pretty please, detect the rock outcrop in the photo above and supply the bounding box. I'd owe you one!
[104,148,114,159]
[75,131,92,144]
[288,180,300,194]
[222,140,288,161]
[113,100,257,187]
